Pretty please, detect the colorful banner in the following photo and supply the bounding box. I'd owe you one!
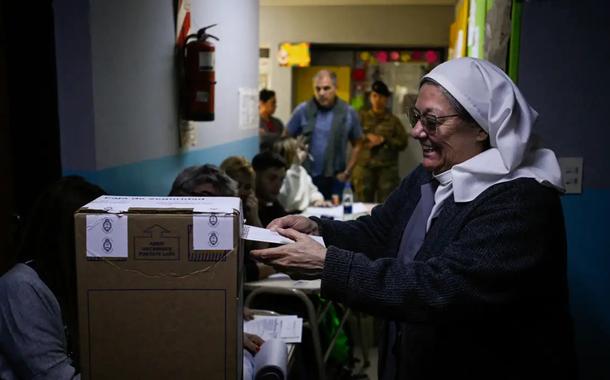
[450,0,469,59]
[467,0,486,58]
[277,42,311,67]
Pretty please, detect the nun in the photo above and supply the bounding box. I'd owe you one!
[252,58,576,380]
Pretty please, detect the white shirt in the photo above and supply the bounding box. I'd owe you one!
[427,170,453,232]
[278,164,325,213]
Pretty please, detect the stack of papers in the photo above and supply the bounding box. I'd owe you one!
[244,315,303,343]
[242,225,325,247]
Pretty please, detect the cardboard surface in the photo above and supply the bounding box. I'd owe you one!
[75,196,243,379]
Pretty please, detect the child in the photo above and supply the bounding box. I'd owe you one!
[273,137,331,213]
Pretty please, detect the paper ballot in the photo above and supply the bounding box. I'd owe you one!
[244,315,303,343]
[242,225,325,247]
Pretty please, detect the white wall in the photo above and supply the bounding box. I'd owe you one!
[190,0,260,151]
[90,0,179,169]
[56,0,259,171]
[88,0,259,169]
[260,5,453,121]
[55,0,260,194]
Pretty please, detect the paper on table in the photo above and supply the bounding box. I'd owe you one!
[352,202,372,214]
[242,225,325,247]
[302,205,343,219]
[244,315,303,343]
[302,202,375,219]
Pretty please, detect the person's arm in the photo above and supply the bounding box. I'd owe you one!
[321,181,563,323]
[315,165,422,257]
[337,108,365,182]
[0,271,79,379]
[336,141,361,182]
[366,116,408,150]
[252,176,411,277]
[258,166,424,271]
[284,103,305,137]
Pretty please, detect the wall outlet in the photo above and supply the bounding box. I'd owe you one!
[558,157,583,194]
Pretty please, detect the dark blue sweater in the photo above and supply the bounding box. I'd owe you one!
[317,165,576,379]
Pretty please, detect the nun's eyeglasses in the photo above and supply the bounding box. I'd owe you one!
[408,107,460,134]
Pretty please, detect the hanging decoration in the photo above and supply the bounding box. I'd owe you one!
[411,51,423,61]
[352,68,366,81]
[425,50,439,64]
[359,51,371,62]
[357,49,440,67]
[375,51,388,63]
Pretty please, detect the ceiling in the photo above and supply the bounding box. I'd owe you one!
[261,0,457,6]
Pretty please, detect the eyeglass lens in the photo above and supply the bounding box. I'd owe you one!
[409,108,439,133]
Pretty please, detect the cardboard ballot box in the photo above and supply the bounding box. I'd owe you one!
[74,196,243,380]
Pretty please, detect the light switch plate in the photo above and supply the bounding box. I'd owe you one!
[558,157,583,194]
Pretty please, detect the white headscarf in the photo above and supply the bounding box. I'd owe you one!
[423,57,564,203]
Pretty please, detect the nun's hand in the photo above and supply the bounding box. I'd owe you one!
[267,215,320,236]
[251,228,326,278]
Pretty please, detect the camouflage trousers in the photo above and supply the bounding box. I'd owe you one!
[352,164,399,203]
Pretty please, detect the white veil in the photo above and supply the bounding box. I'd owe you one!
[423,57,564,202]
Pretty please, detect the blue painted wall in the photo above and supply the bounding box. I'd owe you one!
[65,136,259,196]
[520,1,610,378]
[562,190,610,379]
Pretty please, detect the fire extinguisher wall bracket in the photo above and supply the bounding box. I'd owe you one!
[182,24,219,122]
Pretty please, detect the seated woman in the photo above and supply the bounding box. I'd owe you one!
[168,163,238,197]
[272,137,331,213]
[0,176,106,379]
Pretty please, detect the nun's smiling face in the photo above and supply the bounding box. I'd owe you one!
[409,83,488,174]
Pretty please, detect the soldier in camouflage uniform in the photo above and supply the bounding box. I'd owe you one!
[352,80,408,202]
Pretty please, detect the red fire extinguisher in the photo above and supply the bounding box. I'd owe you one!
[183,24,218,121]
